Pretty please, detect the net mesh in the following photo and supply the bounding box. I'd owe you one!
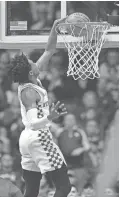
[56,23,109,80]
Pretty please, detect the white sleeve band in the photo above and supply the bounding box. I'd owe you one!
[26,108,50,130]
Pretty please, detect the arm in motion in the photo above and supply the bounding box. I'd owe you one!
[36,17,67,71]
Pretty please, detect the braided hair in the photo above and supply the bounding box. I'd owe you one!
[10,53,31,84]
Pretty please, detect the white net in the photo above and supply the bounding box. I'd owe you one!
[56,23,110,80]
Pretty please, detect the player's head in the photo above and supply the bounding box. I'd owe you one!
[10,53,39,84]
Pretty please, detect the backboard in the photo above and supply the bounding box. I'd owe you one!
[0,1,119,49]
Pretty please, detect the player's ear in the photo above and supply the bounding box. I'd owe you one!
[29,70,33,76]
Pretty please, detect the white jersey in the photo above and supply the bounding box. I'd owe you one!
[18,81,50,129]
[18,81,65,174]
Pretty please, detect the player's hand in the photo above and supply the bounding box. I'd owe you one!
[54,16,68,26]
[48,101,67,121]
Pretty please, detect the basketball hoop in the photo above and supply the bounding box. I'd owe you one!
[56,22,110,80]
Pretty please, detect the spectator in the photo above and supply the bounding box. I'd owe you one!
[0,82,8,111]
[0,154,15,181]
[99,62,110,79]
[99,49,119,82]
[68,185,79,197]
[82,91,98,109]
[30,2,61,31]
[30,2,49,30]
[81,183,95,197]
[0,153,23,189]
[97,77,108,97]
[58,113,90,193]
[107,50,119,67]
[0,139,3,159]
[0,127,11,154]
[1,100,20,128]
[0,50,12,91]
[68,170,78,191]
[89,143,102,168]
[48,67,64,97]
[0,177,23,197]
[47,185,79,197]
[85,120,100,144]
[77,78,97,99]
[79,91,98,126]
[81,120,104,187]
[6,83,19,105]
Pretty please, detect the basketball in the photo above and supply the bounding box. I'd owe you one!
[65,12,90,23]
[65,13,90,37]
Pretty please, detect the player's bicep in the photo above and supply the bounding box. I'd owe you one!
[21,88,39,123]
[21,88,37,111]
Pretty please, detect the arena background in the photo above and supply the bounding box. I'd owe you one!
[0,1,119,197]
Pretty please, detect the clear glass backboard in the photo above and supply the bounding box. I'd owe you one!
[7,1,61,36]
[0,1,119,49]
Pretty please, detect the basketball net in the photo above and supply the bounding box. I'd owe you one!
[56,22,110,80]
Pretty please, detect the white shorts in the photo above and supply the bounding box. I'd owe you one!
[19,128,66,174]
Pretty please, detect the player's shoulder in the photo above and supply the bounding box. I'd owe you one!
[21,87,38,108]
[21,87,37,101]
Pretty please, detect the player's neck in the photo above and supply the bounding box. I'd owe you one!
[29,77,38,85]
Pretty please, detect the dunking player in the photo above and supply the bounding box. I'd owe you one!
[10,18,71,197]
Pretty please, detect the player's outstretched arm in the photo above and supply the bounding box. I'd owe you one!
[36,17,67,71]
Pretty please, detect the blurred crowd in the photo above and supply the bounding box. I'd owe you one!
[0,47,119,197]
[8,1,119,34]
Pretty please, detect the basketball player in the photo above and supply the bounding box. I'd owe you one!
[10,17,71,197]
